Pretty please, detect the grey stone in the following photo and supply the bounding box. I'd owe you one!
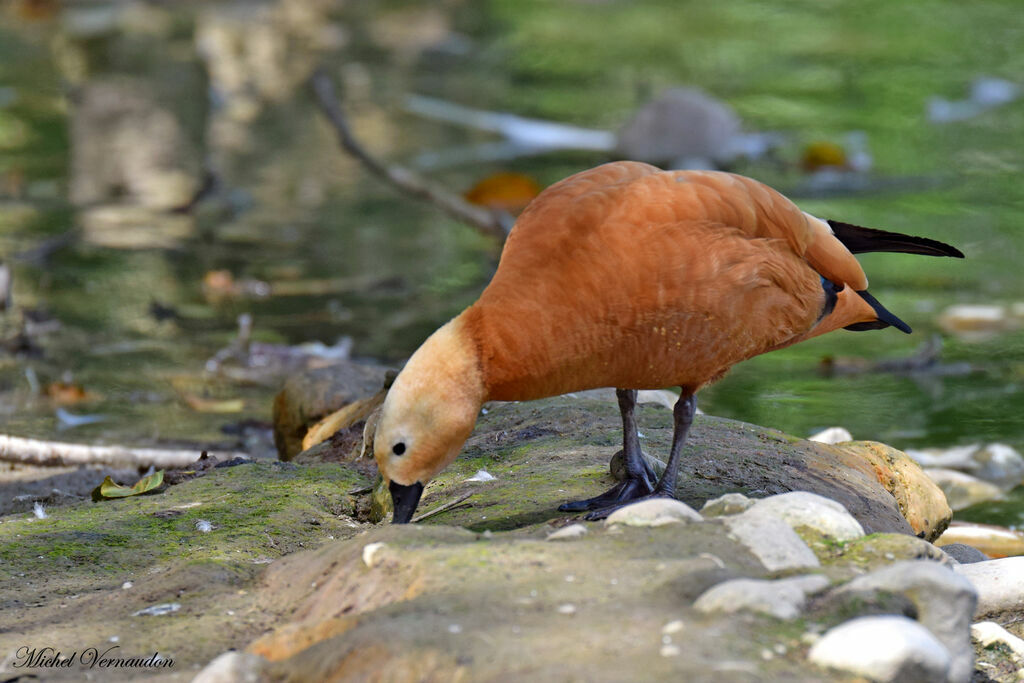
[971,443,1024,491]
[723,508,820,572]
[700,492,753,517]
[808,615,951,683]
[693,574,829,619]
[954,556,1024,619]
[940,543,988,564]
[838,561,976,683]
[615,87,742,166]
[748,491,864,542]
[604,498,702,527]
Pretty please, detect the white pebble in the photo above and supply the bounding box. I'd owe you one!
[808,426,853,444]
[660,644,681,657]
[662,620,685,635]
[604,498,702,527]
[970,621,1024,660]
[545,524,588,541]
[121,581,133,590]
[448,624,462,634]
[132,603,181,617]
[362,542,387,568]
[557,604,577,615]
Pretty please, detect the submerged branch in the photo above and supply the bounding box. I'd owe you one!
[0,434,248,469]
[309,69,512,242]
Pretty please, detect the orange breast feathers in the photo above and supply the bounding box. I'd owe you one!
[463,162,873,401]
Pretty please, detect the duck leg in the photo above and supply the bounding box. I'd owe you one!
[558,389,657,512]
[582,392,697,521]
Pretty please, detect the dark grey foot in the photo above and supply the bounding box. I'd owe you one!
[558,476,654,513]
[582,490,677,521]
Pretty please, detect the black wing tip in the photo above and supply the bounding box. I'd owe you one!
[827,220,964,259]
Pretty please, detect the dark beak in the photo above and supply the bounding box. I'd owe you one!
[389,480,424,524]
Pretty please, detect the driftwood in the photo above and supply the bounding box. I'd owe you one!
[309,69,512,242]
[0,434,248,469]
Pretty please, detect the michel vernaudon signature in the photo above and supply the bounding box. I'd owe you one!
[12,646,174,669]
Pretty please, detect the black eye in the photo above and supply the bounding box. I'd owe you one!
[392,442,406,456]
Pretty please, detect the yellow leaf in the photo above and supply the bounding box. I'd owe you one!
[92,471,165,501]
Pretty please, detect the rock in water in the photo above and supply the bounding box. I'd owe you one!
[924,468,1004,510]
[615,88,742,167]
[808,615,952,682]
[937,522,1024,559]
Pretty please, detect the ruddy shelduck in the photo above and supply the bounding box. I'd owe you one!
[373,161,963,523]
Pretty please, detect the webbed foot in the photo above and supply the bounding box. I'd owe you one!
[558,476,654,513]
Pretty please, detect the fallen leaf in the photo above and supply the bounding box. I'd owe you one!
[46,381,99,405]
[302,390,386,451]
[463,172,541,213]
[92,470,165,501]
[181,393,244,413]
[801,141,847,171]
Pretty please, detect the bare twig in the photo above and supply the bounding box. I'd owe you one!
[0,434,248,469]
[411,492,474,523]
[309,69,512,242]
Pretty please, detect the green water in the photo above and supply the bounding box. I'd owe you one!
[0,1,1022,523]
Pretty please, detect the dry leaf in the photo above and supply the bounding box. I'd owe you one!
[463,172,541,213]
[92,470,165,501]
[302,389,386,451]
[182,393,244,413]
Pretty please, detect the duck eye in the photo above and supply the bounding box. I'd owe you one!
[392,442,406,456]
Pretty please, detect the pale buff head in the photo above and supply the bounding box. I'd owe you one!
[373,317,485,522]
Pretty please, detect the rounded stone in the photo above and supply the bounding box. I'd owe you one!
[546,524,588,541]
[694,574,830,620]
[748,491,864,541]
[700,492,753,517]
[954,556,1024,619]
[808,615,952,683]
[603,498,702,527]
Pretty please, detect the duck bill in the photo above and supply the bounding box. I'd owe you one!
[389,481,424,524]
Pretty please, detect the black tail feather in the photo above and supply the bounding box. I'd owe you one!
[828,220,964,258]
[844,290,912,334]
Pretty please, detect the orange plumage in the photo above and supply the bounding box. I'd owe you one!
[374,161,963,523]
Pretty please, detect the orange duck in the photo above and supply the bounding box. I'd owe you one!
[373,161,963,523]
